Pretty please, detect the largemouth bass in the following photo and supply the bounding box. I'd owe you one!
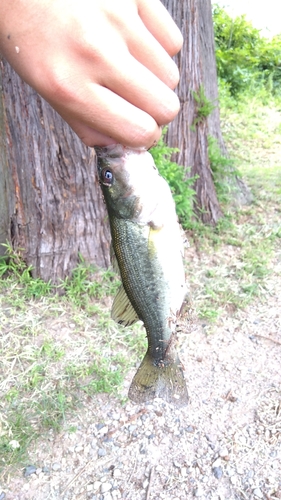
[96,145,188,407]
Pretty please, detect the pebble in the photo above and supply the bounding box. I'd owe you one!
[212,466,223,480]
[113,468,122,478]
[212,458,221,468]
[93,481,102,491]
[194,485,205,497]
[98,448,107,457]
[103,493,113,500]
[24,465,37,477]
[186,425,195,433]
[253,488,263,499]
[219,447,229,458]
[100,482,112,493]
[111,490,121,499]
[0,493,6,500]
[52,462,61,471]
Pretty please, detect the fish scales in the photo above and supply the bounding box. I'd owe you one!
[96,144,189,407]
[110,215,172,362]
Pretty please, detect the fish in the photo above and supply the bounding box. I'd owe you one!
[95,144,188,407]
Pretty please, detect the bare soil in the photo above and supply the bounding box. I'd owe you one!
[1,240,280,500]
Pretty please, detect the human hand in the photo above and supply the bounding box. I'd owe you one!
[0,0,182,148]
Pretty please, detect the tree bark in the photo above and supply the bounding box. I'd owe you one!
[0,59,111,282]
[162,0,223,223]
[0,69,10,256]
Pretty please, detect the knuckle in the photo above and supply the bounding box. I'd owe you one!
[45,66,76,103]
[127,120,158,148]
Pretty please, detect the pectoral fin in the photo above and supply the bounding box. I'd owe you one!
[111,284,139,326]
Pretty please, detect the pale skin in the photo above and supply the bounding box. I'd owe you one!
[0,0,183,148]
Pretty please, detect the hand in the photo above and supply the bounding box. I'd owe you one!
[0,0,182,148]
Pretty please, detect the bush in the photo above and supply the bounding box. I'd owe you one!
[150,131,197,229]
[212,5,281,96]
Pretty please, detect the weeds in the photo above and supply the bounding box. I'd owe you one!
[191,86,216,130]
[0,75,280,476]
[0,249,146,473]
[150,129,198,229]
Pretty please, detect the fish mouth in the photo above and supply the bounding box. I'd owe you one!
[95,144,147,159]
[95,144,125,159]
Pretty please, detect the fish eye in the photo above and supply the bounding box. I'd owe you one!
[101,168,113,186]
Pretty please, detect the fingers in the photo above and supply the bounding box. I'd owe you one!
[126,17,180,90]
[98,52,180,126]
[51,84,163,148]
[137,0,183,56]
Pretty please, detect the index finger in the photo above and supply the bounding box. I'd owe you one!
[137,0,183,56]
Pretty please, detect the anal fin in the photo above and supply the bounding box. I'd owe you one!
[111,284,139,327]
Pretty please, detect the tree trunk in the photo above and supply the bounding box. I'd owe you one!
[163,0,223,223]
[0,69,10,256]
[0,59,111,282]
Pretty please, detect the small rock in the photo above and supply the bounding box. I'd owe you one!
[253,488,263,499]
[0,492,6,500]
[111,490,121,499]
[143,479,149,489]
[100,482,112,494]
[194,485,205,497]
[96,423,106,430]
[42,466,50,474]
[129,425,137,433]
[236,467,244,475]
[213,466,223,480]
[24,465,37,477]
[186,425,195,433]
[87,484,94,492]
[8,440,20,449]
[212,458,221,468]
[219,447,229,458]
[113,469,122,478]
[103,493,113,500]
[93,481,102,491]
[52,463,61,471]
[181,467,187,477]
[98,448,107,457]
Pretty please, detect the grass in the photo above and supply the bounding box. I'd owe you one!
[0,258,146,475]
[0,88,280,476]
[186,89,281,323]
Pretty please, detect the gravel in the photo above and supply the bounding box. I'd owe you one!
[1,256,281,499]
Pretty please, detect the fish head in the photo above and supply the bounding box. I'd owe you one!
[95,145,171,224]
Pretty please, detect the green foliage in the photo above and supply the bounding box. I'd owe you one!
[61,256,120,308]
[208,135,238,204]
[150,130,197,229]
[213,5,281,96]
[0,243,52,298]
[191,86,216,130]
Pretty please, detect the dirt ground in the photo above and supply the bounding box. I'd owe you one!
[1,240,280,500]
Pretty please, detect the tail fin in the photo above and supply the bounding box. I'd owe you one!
[128,351,188,407]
